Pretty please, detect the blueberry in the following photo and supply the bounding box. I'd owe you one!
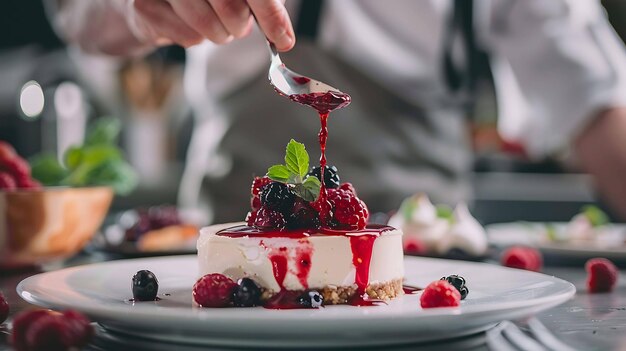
[440,275,469,300]
[309,165,340,189]
[132,270,159,301]
[298,290,324,308]
[233,278,262,307]
[260,182,295,213]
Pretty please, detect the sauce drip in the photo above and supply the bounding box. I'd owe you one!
[402,285,423,295]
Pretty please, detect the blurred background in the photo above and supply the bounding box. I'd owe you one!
[1,0,625,224]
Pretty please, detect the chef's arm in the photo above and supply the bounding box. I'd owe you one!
[575,108,626,219]
[48,0,295,56]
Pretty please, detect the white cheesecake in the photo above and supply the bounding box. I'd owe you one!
[197,222,404,304]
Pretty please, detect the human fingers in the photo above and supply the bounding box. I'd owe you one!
[246,0,295,51]
[166,0,233,44]
[134,0,204,47]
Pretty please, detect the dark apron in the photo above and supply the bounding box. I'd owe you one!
[199,1,472,223]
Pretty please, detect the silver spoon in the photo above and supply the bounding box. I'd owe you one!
[265,41,351,112]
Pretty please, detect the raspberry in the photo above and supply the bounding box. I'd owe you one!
[339,182,357,195]
[251,196,262,211]
[251,176,271,196]
[193,273,237,307]
[254,207,287,230]
[501,246,543,272]
[14,173,41,189]
[309,165,340,189]
[0,156,30,179]
[403,238,426,255]
[245,210,257,226]
[420,280,461,308]
[0,291,8,324]
[327,189,369,229]
[586,258,618,293]
[0,172,16,190]
[11,310,57,351]
[25,313,71,351]
[0,141,16,160]
[61,310,93,347]
[260,182,295,213]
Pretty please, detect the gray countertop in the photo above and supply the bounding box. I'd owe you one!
[0,255,624,351]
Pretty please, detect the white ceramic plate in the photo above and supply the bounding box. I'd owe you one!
[487,222,626,261]
[18,255,575,348]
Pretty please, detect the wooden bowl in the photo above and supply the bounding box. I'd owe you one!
[0,187,114,269]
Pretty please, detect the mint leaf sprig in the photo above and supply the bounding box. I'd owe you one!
[267,139,321,202]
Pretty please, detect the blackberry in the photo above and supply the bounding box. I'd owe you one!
[260,182,295,213]
[309,165,340,189]
[287,200,321,229]
[440,275,469,300]
[232,278,262,307]
[132,270,159,301]
[298,290,324,308]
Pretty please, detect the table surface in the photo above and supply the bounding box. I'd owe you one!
[0,253,624,351]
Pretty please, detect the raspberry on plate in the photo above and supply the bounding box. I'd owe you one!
[10,309,92,351]
[328,188,369,230]
[25,313,72,351]
[11,310,57,351]
[420,280,461,308]
[193,273,237,307]
[586,258,618,293]
[501,246,543,272]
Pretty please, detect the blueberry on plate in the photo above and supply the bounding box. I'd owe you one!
[132,270,159,301]
[233,278,262,307]
[298,290,324,308]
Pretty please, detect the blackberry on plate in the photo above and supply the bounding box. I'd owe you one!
[260,182,295,213]
[309,165,340,189]
[232,278,262,307]
[440,275,469,300]
[132,270,159,301]
[298,290,324,308]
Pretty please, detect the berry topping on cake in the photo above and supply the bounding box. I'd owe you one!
[328,188,369,230]
[233,278,263,307]
[440,275,469,300]
[251,176,272,197]
[586,258,618,293]
[0,291,8,324]
[287,199,321,229]
[501,246,543,272]
[309,165,340,189]
[132,270,159,301]
[260,182,296,213]
[420,280,461,308]
[193,274,237,307]
[298,290,324,308]
[0,172,17,190]
[254,207,287,230]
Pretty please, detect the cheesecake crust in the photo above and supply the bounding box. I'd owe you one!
[260,278,404,305]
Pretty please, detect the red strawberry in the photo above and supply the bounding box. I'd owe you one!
[586,258,618,293]
[501,246,543,272]
[420,280,461,308]
[0,172,16,190]
[193,273,237,307]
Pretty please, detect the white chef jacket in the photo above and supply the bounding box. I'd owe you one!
[52,0,626,216]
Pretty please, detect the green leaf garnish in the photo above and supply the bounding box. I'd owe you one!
[267,164,291,183]
[285,139,309,179]
[581,205,609,227]
[266,139,319,201]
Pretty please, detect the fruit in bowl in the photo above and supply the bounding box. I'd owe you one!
[0,118,136,268]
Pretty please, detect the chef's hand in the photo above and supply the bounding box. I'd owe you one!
[130,0,295,51]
